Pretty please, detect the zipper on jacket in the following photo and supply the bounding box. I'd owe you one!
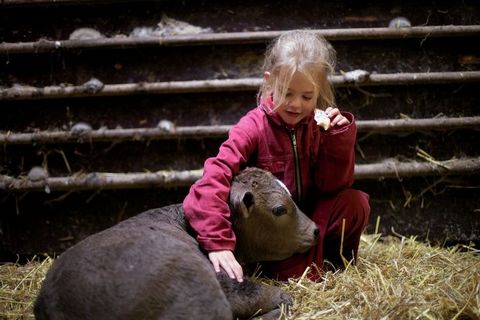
[289,128,303,202]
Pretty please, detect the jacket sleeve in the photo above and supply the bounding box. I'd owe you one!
[314,111,357,194]
[182,114,258,252]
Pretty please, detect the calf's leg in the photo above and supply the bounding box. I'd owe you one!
[217,271,292,319]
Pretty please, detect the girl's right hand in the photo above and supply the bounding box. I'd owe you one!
[208,250,244,282]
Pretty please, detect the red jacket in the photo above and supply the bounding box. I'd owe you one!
[183,102,356,252]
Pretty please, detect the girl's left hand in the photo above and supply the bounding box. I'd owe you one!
[325,107,350,127]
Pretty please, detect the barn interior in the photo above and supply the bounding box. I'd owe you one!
[0,0,479,259]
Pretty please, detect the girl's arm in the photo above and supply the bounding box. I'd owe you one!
[183,112,258,281]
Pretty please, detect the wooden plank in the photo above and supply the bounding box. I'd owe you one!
[1,71,479,101]
[1,26,479,54]
[1,157,479,191]
[1,117,479,145]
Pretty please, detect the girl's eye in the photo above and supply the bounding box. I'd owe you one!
[303,96,313,101]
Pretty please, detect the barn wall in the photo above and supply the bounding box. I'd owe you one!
[0,0,479,256]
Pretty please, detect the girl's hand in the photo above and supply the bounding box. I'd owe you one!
[325,107,350,127]
[208,250,244,282]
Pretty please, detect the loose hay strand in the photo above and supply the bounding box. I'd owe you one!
[1,236,479,319]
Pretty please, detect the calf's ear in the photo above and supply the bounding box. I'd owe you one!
[240,191,255,218]
[232,190,255,218]
[242,191,255,210]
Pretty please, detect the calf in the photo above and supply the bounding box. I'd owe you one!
[34,167,319,320]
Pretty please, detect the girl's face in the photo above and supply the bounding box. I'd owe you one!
[276,71,317,127]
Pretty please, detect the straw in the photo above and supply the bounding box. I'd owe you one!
[1,235,479,319]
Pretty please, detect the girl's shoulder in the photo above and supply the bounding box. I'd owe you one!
[228,107,266,141]
[236,106,267,127]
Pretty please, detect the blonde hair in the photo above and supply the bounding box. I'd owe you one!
[258,30,336,110]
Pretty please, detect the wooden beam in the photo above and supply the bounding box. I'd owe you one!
[1,117,479,145]
[1,26,479,54]
[358,116,480,133]
[1,158,478,192]
[0,170,204,191]
[354,157,480,180]
[0,124,231,144]
[1,71,479,101]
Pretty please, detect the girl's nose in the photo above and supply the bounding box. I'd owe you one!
[288,96,302,110]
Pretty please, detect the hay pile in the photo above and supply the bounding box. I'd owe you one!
[1,234,479,319]
[275,234,480,319]
[0,257,51,319]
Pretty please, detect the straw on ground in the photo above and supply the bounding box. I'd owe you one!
[1,234,479,319]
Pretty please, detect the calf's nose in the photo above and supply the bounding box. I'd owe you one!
[313,228,320,240]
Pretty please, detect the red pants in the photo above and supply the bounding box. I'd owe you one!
[261,189,370,281]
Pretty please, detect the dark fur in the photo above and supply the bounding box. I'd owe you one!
[34,168,318,320]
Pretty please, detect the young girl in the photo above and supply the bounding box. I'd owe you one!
[183,30,370,282]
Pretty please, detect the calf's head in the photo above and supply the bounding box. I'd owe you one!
[229,167,319,263]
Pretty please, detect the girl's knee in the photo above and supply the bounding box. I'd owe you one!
[311,188,371,228]
[338,189,371,223]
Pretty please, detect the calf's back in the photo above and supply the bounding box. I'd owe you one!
[35,204,232,320]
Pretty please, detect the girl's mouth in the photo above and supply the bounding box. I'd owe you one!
[285,111,300,117]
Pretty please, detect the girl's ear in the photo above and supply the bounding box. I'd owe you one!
[263,71,271,80]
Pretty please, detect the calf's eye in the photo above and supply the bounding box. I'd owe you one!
[272,205,287,216]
